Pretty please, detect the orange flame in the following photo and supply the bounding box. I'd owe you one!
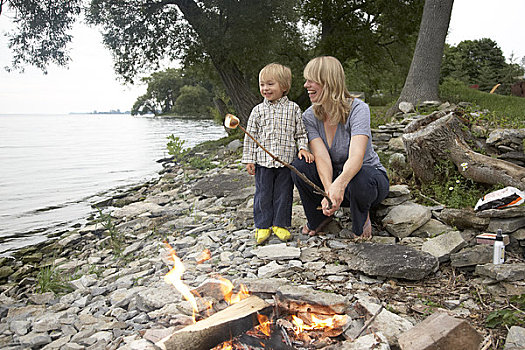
[291,313,347,335]
[255,313,272,337]
[217,276,250,305]
[164,243,199,323]
[196,249,211,264]
[212,341,233,350]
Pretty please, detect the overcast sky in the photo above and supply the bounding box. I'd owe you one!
[0,0,524,114]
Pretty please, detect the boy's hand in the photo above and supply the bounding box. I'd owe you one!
[298,149,315,163]
[246,163,255,175]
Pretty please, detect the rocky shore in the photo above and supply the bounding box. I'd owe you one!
[1,104,524,349]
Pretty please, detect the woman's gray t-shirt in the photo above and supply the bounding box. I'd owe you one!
[302,98,386,175]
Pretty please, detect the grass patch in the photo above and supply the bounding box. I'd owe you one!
[36,264,74,294]
[440,78,525,128]
[370,105,391,128]
[417,159,503,209]
[95,207,125,257]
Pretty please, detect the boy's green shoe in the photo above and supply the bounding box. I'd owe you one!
[272,226,291,241]
[255,228,271,244]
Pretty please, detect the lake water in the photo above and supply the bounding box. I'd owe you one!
[0,114,227,256]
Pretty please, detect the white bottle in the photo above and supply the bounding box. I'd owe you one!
[493,229,505,264]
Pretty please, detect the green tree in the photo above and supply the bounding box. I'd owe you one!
[1,1,82,73]
[298,0,424,105]
[131,67,217,116]
[143,69,187,114]
[131,94,156,115]
[441,39,524,94]
[2,0,303,125]
[2,0,425,118]
[173,85,213,116]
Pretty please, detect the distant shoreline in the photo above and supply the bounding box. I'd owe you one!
[69,110,131,115]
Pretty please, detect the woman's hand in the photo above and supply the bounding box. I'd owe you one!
[321,134,369,216]
[322,180,345,216]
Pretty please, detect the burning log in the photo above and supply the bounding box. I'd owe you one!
[156,295,271,350]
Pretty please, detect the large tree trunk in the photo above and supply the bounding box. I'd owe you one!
[174,0,260,126]
[211,58,260,126]
[387,0,454,117]
[403,112,525,189]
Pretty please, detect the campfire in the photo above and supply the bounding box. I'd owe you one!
[158,244,349,350]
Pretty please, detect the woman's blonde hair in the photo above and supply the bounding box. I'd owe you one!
[304,56,352,124]
[259,63,292,96]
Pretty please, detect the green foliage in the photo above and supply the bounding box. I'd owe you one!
[132,68,217,116]
[298,1,424,108]
[131,94,156,115]
[6,0,425,120]
[166,135,217,170]
[486,294,525,328]
[441,39,524,94]
[440,78,525,127]
[173,85,213,116]
[95,207,125,257]
[166,135,187,162]
[186,156,217,171]
[419,159,502,209]
[36,264,74,295]
[3,1,82,73]
[369,106,391,128]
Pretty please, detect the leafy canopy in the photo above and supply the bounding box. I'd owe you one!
[441,38,524,93]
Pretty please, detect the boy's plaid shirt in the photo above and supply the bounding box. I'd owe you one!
[242,96,308,168]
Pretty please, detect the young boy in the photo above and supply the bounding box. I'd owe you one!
[242,63,314,244]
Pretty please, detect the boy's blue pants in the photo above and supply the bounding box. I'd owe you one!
[253,165,293,229]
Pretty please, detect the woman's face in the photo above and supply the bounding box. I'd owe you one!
[304,79,322,103]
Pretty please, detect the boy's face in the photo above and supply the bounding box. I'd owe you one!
[259,78,286,103]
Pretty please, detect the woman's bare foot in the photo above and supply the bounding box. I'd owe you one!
[361,214,372,240]
[302,217,333,236]
[302,225,317,236]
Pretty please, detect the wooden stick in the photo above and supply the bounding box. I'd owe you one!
[479,335,492,350]
[238,124,333,208]
[355,304,384,339]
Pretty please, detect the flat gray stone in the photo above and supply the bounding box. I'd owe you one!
[251,243,301,260]
[411,219,452,238]
[488,217,525,234]
[421,231,467,262]
[450,245,492,267]
[341,243,439,280]
[192,172,254,197]
[475,263,525,282]
[504,326,525,350]
[382,202,431,238]
[437,208,489,230]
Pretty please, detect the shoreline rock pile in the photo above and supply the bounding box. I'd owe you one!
[0,104,524,349]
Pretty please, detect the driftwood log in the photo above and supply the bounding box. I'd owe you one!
[402,112,525,189]
[156,295,271,350]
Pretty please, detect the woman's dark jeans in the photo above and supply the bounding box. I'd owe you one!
[291,158,389,235]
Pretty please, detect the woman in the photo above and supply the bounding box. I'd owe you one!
[291,56,389,238]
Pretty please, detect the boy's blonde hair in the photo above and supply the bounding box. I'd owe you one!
[304,56,352,124]
[259,63,292,96]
